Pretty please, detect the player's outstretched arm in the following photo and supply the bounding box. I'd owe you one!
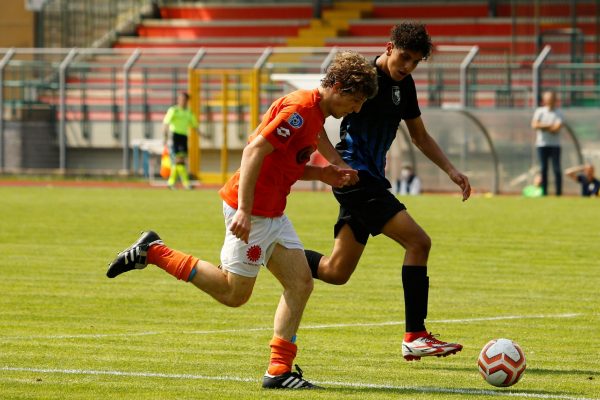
[316,129,359,185]
[564,165,585,181]
[405,116,471,201]
[448,169,472,201]
[231,135,274,243]
[302,164,357,188]
[316,128,343,164]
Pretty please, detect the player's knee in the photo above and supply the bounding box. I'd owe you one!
[327,271,352,285]
[292,273,314,298]
[323,258,356,285]
[300,274,314,296]
[415,233,432,256]
[222,292,251,308]
[405,232,431,257]
[219,290,252,308]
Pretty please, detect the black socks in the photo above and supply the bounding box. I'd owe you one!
[304,249,323,279]
[305,253,430,332]
[402,265,429,332]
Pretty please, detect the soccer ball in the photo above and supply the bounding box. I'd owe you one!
[478,338,526,387]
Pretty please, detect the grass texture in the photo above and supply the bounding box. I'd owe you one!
[0,185,598,399]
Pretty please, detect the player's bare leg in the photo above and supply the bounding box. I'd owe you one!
[189,261,256,307]
[107,231,257,307]
[262,245,320,389]
[381,210,430,265]
[268,246,312,340]
[313,224,365,285]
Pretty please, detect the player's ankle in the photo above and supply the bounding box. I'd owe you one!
[404,330,428,342]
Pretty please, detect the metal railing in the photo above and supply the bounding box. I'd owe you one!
[1,45,598,176]
[37,0,155,48]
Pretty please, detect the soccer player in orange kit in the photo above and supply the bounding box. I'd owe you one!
[106,51,378,389]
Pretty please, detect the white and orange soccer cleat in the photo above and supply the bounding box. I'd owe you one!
[402,332,463,361]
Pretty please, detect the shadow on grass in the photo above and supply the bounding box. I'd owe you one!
[412,363,598,378]
[527,367,598,378]
[318,384,592,398]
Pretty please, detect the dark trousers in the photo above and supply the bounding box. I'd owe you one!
[537,146,562,196]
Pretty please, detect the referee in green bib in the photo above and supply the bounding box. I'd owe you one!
[162,92,198,189]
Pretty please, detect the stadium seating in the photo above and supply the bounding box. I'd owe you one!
[114,2,314,49]
[330,2,596,59]
[114,2,597,58]
[3,1,597,179]
[65,1,600,125]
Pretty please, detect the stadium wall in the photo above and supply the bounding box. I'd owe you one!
[0,3,34,48]
[4,120,57,170]
[28,106,599,196]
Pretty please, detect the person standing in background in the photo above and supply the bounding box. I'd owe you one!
[531,91,564,196]
[163,92,198,190]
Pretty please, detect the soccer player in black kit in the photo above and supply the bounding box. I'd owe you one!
[305,22,472,361]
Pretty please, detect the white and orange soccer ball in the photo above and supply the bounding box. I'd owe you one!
[478,338,526,387]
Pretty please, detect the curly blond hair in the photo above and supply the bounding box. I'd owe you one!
[321,51,378,99]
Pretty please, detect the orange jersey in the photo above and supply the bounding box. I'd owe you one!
[219,88,325,217]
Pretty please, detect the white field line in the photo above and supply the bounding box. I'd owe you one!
[0,366,597,400]
[0,313,589,341]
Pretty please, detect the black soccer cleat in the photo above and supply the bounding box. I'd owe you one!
[262,364,321,390]
[106,231,163,278]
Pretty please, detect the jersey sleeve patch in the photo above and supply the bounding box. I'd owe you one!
[272,120,294,144]
[287,112,304,129]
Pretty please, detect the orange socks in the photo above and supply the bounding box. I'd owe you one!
[267,336,297,376]
[147,244,198,281]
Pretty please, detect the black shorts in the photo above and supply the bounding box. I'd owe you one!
[332,171,406,245]
[171,132,188,156]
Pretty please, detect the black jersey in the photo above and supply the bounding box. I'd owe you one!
[577,174,600,196]
[336,57,421,185]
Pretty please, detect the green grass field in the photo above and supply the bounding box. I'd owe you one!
[0,185,598,399]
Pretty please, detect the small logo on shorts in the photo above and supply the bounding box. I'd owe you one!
[246,245,262,263]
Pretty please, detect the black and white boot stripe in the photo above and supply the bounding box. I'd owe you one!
[106,231,163,278]
[262,364,320,389]
[121,239,163,269]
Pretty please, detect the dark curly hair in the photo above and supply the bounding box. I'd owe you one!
[390,22,432,60]
[321,51,378,99]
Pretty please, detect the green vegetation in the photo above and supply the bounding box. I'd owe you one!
[0,186,598,399]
